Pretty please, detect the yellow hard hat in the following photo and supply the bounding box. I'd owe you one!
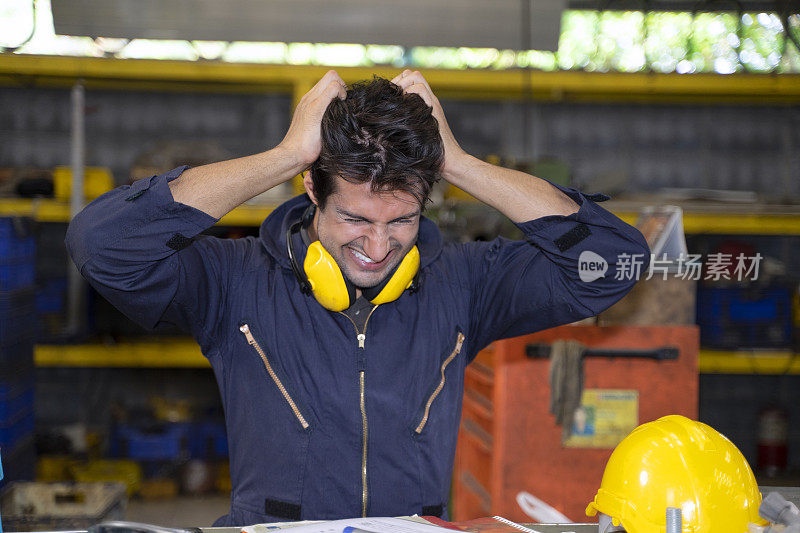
[585,415,767,533]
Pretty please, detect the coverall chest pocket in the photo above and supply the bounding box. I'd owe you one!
[408,331,466,518]
[233,321,314,520]
[239,322,312,430]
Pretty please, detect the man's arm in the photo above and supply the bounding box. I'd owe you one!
[169,70,347,218]
[390,70,578,223]
[440,155,580,222]
[66,70,347,338]
[392,70,650,358]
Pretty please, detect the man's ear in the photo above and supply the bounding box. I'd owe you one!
[302,170,318,205]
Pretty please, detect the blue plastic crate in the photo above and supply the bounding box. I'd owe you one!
[0,289,36,346]
[0,339,34,380]
[0,435,35,484]
[0,410,34,451]
[0,385,34,424]
[0,362,34,389]
[36,278,67,313]
[0,375,32,398]
[697,285,793,349]
[112,423,190,461]
[0,218,36,263]
[0,261,35,291]
[0,288,34,313]
[189,422,228,459]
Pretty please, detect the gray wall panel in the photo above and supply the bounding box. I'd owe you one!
[51,0,564,51]
[2,86,796,197]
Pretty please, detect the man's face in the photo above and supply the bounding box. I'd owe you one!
[311,177,421,289]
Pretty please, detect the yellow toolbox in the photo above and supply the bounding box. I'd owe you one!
[70,459,143,497]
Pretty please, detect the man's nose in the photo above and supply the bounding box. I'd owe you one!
[363,226,392,261]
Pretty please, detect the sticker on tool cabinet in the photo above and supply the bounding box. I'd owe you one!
[563,389,638,448]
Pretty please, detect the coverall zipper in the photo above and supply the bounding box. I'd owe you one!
[339,304,379,517]
[415,332,465,434]
[239,323,310,429]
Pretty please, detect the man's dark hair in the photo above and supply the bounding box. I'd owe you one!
[309,76,444,210]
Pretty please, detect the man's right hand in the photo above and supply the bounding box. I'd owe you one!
[279,70,348,170]
[169,70,347,218]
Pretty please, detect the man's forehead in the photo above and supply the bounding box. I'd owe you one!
[328,178,421,215]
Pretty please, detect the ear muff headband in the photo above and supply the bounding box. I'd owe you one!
[286,204,421,312]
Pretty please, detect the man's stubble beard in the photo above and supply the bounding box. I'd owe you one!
[332,242,407,289]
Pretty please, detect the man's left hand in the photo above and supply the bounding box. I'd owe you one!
[391,70,468,179]
[393,71,579,222]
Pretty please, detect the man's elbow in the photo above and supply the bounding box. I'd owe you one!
[65,209,91,271]
[573,241,651,318]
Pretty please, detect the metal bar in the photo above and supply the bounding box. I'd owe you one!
[65,80,85,336]
[1,56,799,104]
[568,0,794,10]
[526,343,680,360]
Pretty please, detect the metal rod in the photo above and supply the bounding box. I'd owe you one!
[66,80,85,336]
[666,507,682,533]
[526,343,680,360]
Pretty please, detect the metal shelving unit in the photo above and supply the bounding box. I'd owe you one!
[4,197,800,234]
[4,54,799,375]
[32,339,800,375]
[2,54,800,104]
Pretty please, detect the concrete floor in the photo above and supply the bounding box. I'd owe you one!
[125,495,230,528]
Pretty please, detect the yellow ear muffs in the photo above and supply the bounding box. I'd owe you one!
[360,245,420,304]
[303,241,357,312]
[286,205,421,312]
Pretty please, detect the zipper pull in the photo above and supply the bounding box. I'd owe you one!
[455,332,465,352]
[239,324,255,345]
[357,333,366,349]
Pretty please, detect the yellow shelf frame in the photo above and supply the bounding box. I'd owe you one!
[610,211,800,235]
[0,198,73,223]
[34,339,208,368]
[4,198,800,234]
[698,349,800,375]
[0,198,277,226]
[1,54,799,104]
[33,340,800,374]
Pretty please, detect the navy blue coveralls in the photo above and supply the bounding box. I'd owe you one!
[65,166,650,525]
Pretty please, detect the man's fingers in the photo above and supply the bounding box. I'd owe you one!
[410,71,433,91]
[325,80,347,100]
[392,70,432,93]
[310,80,347,110]
[309,70,335,94]
[390,69,414,84]
[403,83,433,107]
[300,76,346,111]
[310,70,346,98]
[393,71,437,110]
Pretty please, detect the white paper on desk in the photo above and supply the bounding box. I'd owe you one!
[243,520,324,533]
[242,516,456,533]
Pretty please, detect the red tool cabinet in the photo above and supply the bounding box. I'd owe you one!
[453,325,699,522]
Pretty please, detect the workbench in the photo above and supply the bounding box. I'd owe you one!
[5,526,597,533]
[200,527,597,533]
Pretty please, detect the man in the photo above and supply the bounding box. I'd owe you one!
[66,70,650,525]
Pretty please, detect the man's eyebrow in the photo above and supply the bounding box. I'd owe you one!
[337,209,371,222]
[337,208,420,223]
[389,211,421,222]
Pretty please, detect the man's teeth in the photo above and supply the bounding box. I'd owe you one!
[352,249,375,264]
